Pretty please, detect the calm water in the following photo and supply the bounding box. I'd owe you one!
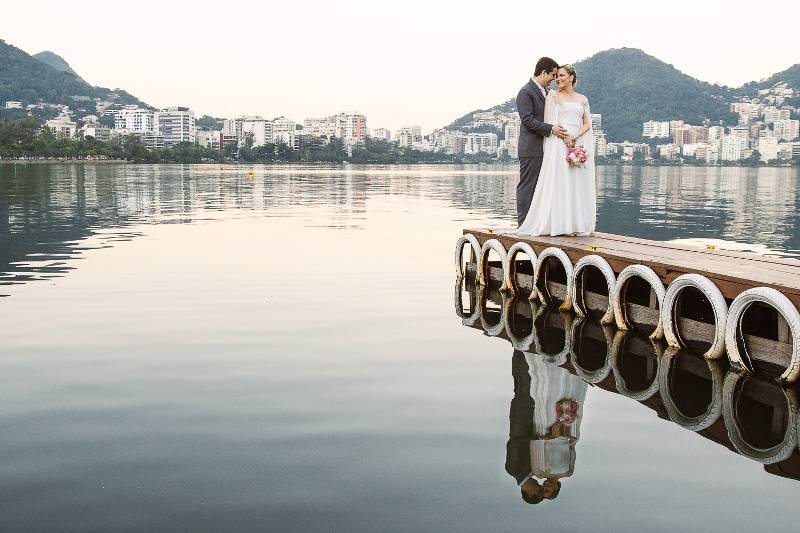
[1,163,800,532]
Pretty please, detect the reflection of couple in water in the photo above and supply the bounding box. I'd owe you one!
[506,350,587,504]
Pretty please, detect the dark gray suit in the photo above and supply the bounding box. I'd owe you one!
[505,350,535,484]
[516,80,553,226]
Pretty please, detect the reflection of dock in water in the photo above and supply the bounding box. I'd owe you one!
[456,279,800,481]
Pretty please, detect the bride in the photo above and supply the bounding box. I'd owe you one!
[515,65,597,236]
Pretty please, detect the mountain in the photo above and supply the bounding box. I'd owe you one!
[740,63,800,94]
[447,48,739,142]
[32,50,83,81]
[0,38,148,118]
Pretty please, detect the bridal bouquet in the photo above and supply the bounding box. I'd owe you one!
[566,145,588,168]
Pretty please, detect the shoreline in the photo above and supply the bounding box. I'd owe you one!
[0,159,795,169]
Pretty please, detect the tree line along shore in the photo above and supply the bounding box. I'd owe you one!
[1,117,797,166]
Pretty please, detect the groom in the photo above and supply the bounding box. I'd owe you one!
[516,57,568,226]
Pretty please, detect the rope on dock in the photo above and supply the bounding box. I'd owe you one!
[613,264,666,341]
[725,287,800,385]
[662,274,729,360]
[570,254,616,325]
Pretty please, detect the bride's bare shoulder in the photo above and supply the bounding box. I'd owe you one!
[575,92,589,102]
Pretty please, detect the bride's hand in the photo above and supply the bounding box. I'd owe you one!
[563,136,575,147]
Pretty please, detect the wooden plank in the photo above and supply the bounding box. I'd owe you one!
[476,228,800,269]
[487,231,800,288]
[475,230,800,284]
[591,231,800,268]
[466,229,800,274]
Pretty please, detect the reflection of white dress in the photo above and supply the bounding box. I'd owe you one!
[515,94,597,237]
[525,354,588,478]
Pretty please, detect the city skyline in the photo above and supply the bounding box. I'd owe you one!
[2,0,798,132]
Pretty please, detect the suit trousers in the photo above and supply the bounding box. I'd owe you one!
[517,156,543,226]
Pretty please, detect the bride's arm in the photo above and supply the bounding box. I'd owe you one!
[570,97,591,142]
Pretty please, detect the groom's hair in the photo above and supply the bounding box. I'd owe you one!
[534,57,559,76]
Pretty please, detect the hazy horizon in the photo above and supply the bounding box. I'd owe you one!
[2,0,798,132]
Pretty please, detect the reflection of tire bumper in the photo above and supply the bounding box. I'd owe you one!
[569,318,614,384]
[722,371,798,464]
[658,347,723,431]
[610,330,661,401]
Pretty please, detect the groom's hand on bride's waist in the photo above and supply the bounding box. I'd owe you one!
[552,124,567,138]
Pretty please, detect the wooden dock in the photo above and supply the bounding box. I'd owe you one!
[464,229,800,307]
[457,228,800,383]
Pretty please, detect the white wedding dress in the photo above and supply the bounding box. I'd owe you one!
[515,92,597,236]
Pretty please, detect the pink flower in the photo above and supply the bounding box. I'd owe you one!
[566,145,588,168]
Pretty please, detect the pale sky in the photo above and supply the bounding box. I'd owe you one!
[2,0,798,132]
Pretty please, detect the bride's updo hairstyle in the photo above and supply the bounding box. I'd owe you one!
[560,65,577,87]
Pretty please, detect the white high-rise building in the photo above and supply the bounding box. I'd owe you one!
[594,132,607,158]
[222,118,237,136]
[681,143,702,157]
[758,136,779,162]
[46,116,77,138]
[707,126,725,142]
[237,116,273,147]
[464,133,498,155]
[80,123,111,141]
[504,115,521,159]
[731,102,763,123]
[658,144,681,159]
[4,101,23,109]
[590,114,602,132]
[303,117,335,137]
[433,129,467,154]
[643,120,671,138]
[371,128,391,141]
[729,126,750,149]
[764,107,791,124]
[155,107,196,147]
[720,135,746,161]
[272,116,297,135]
[774,119,799,141]
[271,116,298,148]
[114,106,154,132]
[333,112,367,144]
[196,130,221,150]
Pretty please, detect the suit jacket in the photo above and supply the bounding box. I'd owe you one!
[516,80,553,158]
[505,350,536,484]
